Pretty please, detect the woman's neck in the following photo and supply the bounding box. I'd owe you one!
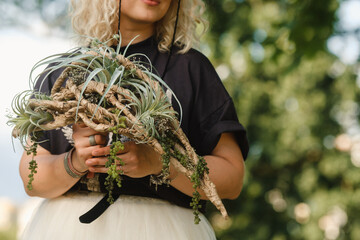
[119,20,155,47]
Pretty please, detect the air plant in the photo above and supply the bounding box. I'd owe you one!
[7,35,228,224]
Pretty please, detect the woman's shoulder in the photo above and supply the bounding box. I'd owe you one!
[174,47,215,69]
[167,47,219,84]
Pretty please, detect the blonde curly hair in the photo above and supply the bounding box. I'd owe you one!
[70,0,207,53]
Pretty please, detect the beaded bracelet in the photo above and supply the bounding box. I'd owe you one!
[64,148,88,178]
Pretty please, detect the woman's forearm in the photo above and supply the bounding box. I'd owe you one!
[20,133,245,201]
[169,133,245,200]
[19,148,80,198]
[169,155,244,200]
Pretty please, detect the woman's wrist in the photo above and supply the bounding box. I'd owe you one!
[64,148,88,178]
[149,148,163,175]
[150,161,179,185]
[168,163,179,182]
[71,148,88,173]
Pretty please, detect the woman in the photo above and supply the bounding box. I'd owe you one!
[19,0,249,239]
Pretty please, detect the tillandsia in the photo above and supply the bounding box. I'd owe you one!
[7,35,228,223]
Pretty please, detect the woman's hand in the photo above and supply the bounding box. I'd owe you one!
[71,123,108,174]
[86,141,163,178]
[19,124,108,198]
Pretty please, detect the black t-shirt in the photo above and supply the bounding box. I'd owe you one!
[35,37,249,211]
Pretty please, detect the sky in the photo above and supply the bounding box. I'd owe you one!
[1,0,360,206]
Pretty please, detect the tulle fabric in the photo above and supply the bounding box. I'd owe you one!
[20,192,216,240]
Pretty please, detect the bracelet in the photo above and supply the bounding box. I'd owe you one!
[64,148,88,178]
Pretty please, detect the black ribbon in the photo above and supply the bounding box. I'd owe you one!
[79,193,121,224]
[77,175,206,224]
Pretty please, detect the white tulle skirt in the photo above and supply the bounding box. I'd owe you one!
[20,192,216,240]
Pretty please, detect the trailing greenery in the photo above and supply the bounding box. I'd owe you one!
[156,130,209,222]
[190,156,209,224]
[105,137,125,204]
[25,140,38,191]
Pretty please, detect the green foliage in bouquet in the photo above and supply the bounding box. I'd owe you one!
[7,35,226,224]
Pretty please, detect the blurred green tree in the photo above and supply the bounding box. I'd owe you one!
[203,0,360,239]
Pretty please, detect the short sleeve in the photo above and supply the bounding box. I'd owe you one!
[185,51,249,159]
[33,65,71,154]
[198,98,248,159]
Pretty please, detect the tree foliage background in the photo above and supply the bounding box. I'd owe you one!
[203,1,360,240]
[1,0,360,239]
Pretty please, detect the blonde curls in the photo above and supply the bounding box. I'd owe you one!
[70,0,207,53]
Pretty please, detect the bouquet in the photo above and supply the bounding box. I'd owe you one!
[7,35,228,224]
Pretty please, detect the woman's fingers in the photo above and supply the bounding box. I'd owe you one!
[73,123,99,136]
[86,157,126,174]
[73,134,107,148]
[71,124,109,172]
[85,156,125,166]
[86,154,128,169]
[88,166,125,174]
[85,157,106,167]
[73,123,108,138]
[87,142,158,177]
[89,134,107,146]
[91,146,111,157]
[91,141,133,157]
